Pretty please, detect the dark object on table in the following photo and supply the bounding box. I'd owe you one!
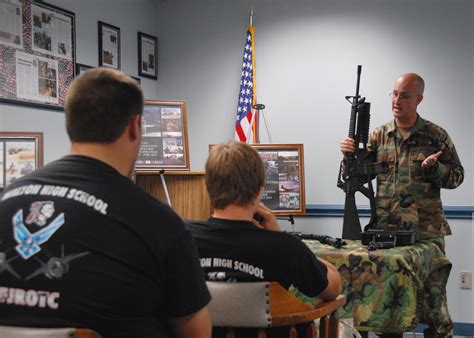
[362,229,417,250]
[289,232,346,249]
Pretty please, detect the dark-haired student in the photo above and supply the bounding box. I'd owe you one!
[0,68,211,338]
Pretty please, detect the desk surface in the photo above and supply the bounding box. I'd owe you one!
[301,239,451,333]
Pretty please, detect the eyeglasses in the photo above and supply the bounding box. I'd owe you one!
[389,92,412,100]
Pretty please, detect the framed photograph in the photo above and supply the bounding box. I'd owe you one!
[254,144,306,215]
[138,32,158,80]
[98,21,120,69]
[0,0,75,110]
[0,132,44,189]
[130,75,141,86]
[75,63,93,76]
[135,100,190,172]
[75,63,140,86]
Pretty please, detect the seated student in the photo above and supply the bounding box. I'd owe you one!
[0,68,211,338]
[187,141,341,337]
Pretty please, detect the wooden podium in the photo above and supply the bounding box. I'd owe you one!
[136,171,210,220]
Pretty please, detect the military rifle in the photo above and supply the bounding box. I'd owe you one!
[337,65,387,240]
[289,232,346,249]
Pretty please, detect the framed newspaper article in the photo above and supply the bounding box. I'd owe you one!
[138,31,158,80]
[135,100,190,172]
[75,63,140,86]
[0,131,43,189]
[75,63,93,75]
[98,21,120,69]
[253,144,306,215]
[0,0,76,110]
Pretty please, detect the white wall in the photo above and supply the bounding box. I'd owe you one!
[154,0,474,325]
[0,0,159,164]
[156,0,473,207]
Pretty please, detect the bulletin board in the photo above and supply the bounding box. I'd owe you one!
[0,0,75,110]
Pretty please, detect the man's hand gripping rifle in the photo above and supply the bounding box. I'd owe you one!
[337,65,387,240]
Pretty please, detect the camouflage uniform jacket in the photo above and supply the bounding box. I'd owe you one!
[368,114,464,239]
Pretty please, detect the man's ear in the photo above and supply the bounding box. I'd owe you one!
[128,115,141,142]
[416,95,424,105]
[255,187,263,204]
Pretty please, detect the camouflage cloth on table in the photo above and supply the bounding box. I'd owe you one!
[301,239,452,335]
[368,115,464,240]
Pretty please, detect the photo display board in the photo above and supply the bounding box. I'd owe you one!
[0,0,75,110]
[254,144,306,215]
[135,100,190,172]
[0,132,43,189]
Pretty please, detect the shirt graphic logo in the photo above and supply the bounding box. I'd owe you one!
[13,209,65,260]
[26,201,55,227]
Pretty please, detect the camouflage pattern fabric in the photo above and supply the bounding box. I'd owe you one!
[298,239,452,335]
[368,115,464,240]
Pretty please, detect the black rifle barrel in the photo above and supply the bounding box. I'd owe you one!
[348,65,362,140]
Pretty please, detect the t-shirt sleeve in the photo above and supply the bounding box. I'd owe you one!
[164,228,211,317]
[290,239,329,298]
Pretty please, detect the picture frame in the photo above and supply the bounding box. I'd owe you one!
[98,21,120,69]
[137,32,158,80]
[0,132,44,189]
[135,100,190,172]
[130,75,141,86]
[0,0,75,110]
[75,63,93,76]
[253,144,306,215]
[75,63,140,86]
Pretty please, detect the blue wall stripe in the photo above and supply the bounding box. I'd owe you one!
[416,322,474,335]
[303,204,474,219]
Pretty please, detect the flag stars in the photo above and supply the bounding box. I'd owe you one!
[235,29,255,142]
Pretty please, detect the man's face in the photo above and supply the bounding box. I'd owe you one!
[391,76,423,123]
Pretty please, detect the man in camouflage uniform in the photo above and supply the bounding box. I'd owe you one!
[341,73,464,337]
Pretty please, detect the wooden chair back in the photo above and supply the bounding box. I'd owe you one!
[207,281,346,338]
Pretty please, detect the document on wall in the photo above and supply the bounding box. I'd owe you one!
[0,0,23,49]
[140,35,156,76]
[101,26,119,68]
[16,52,59,104]
[30,3,73,60]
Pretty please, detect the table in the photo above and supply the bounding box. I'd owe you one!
[300,239,452,334]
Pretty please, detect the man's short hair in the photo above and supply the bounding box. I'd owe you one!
[65,67,144,143]
[412,73,425,95]
[205,142,265,210]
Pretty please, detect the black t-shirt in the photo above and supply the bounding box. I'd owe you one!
[0,156,210,338]
[187,217,328,296]
[187,218,329,338]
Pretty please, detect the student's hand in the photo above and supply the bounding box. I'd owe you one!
[340,138,356,155]
[421,151,442,168]
[252,203,281,232]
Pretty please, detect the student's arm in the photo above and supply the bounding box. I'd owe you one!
[316,257,342,300]
[252,203,282,232]
[169,307,212,338]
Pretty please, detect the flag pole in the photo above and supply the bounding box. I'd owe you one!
[249,4,259,143]
[245,5,255,144]
[249,5,254,26]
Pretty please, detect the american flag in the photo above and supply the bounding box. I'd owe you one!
[235,25,258,143]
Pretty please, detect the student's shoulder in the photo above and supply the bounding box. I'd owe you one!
[258,229,309,250]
